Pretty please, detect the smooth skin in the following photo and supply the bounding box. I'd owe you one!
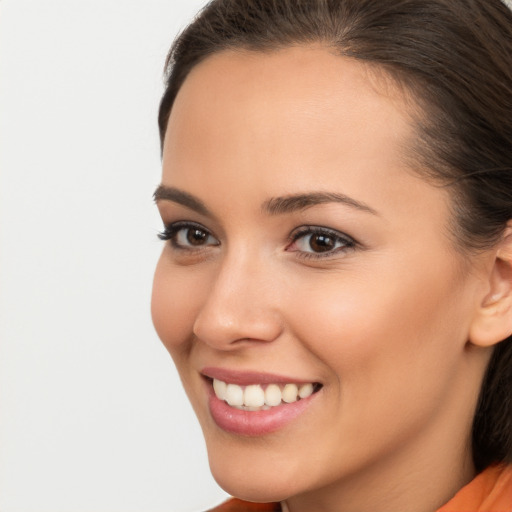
[152,47,512,512]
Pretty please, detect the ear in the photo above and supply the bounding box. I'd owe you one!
[469,225,512,348]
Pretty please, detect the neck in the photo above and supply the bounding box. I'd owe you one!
[284,446,474,512]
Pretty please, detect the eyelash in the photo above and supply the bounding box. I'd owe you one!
[158,221,219,250]
[158,222,357,259]
[286,226,357,260]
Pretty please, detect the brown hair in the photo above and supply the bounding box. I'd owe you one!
[158,0,512,471]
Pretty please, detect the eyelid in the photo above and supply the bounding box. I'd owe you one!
[158,221,220,248]
[290,225,355,240]
[287,225,358,259]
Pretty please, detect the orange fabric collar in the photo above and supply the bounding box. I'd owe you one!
[437,464,512,512]
[211,464,512,512]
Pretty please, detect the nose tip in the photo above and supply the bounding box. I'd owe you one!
[192,260,283,349]
[193,301,283,349]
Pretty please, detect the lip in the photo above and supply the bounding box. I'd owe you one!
[201,366,317,386]
[201,367,321,436]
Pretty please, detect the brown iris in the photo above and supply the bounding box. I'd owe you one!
[187,228,209,246]
[309,233,335,252]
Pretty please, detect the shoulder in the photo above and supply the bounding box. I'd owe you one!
[207,497,281,512]
[437,464,512,512]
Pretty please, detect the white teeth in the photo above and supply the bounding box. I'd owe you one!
[264,384,282,406]
[213,379,227,401]
[225,383,244,406]
[282,383,299,403]
[298,383,314,399]
[212,378,318,410]
[244,385,265,407]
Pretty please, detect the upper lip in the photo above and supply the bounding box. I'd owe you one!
[201,367,318,386]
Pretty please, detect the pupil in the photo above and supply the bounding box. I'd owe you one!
[310,234,334,252]
[187,228,207,245]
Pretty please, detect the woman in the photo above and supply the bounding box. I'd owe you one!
[151,1,512,510]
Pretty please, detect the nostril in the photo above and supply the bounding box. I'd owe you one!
[193,311,283,349]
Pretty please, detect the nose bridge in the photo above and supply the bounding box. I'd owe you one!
[193,245,282,348]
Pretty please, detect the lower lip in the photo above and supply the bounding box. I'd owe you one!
[207,384,319,436]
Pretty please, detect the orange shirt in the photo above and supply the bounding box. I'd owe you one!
[208,464,512,512]
[437,464,512,512]
[208,499,279,511]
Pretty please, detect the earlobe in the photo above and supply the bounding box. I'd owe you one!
[469,226,512,348]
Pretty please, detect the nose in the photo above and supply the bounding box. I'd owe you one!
[192,250,283,350]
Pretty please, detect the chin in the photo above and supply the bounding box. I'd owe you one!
[205,438,301,503]
[210,461,292,503]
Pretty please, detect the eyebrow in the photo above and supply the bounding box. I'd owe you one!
[153,185,212,216]
[153,185,378,217]
[263,192,379,216]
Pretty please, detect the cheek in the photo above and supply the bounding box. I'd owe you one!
[281,267,472,464]
[288,263,469,395]
[151,254,203,355]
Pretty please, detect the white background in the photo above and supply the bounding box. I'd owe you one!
[0,1,228,511]
[1,1,511,512]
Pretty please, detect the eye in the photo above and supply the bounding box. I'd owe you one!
[158,222,220,249]
[287,226,356,258]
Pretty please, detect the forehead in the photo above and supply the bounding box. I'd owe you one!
[165,47,411,170]
[162,46,449,232]
[166,47,414,161]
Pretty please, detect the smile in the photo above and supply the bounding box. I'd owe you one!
[202,370,323,435]
[212,378,318,411]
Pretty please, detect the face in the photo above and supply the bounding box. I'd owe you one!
[152,47,490,508]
